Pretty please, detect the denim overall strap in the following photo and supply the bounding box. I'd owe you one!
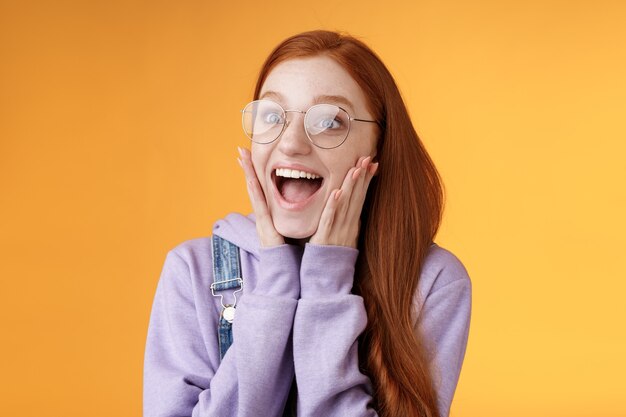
[210,235,243,360]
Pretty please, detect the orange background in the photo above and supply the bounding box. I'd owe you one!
[1,0,625,416]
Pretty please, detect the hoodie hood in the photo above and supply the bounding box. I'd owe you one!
[212,212,438,260]
[212,212,260,258]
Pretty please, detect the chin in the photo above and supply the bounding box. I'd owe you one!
[274,220,317,241]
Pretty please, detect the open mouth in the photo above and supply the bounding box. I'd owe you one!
[272,168,324,204]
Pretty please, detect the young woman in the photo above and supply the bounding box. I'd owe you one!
[144,30,472,417]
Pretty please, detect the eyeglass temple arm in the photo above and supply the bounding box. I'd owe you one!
[352,117,384,128]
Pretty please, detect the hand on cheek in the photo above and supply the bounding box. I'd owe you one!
[237,147,285,247]
[309,155,379,248]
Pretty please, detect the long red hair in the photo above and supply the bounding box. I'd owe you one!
[253,30,446,417]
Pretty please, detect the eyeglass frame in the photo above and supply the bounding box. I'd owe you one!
[240,99,382,149]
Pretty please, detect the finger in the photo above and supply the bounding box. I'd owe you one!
[238,147,258,184]
[355,155,368,169]
[339,166,359,207]
[357,156,373,192]
[238,148,266,211]
[365,162,379,187]
[239,149,274,229]
[338,155,370,204]
[350,155,370,197]
[239,148,268,205]
[360,155,372,169]
[356,160,376,200]
[310,189,341,244]
[346,164,378,226]
[348,157,375,218]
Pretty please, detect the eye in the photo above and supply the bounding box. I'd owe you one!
[311,115,344,131]
[263,112,284,125]
[318,117,342,129]
[306,106,349,137]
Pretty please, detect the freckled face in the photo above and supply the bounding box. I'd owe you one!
[251,55,379,239]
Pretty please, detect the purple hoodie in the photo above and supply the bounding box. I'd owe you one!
[143,213,472,417]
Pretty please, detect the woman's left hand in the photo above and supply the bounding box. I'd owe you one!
[308,156,378,248]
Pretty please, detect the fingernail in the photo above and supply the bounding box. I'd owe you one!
[237,146,244,157]
[237,157,243,168]
[335,189,343,200]
[362,156,371,168]
[352,167,362,180]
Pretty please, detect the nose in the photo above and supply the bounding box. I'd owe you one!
[276,112,312,156]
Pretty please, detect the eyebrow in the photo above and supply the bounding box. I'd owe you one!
[260,90,356,112]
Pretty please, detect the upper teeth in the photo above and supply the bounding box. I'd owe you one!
[275,168,321,179]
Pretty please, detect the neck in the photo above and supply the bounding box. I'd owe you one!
[284,236,310,247]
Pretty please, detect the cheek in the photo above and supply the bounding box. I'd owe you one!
[326,141,377,188]
[327,160,355,189]
[327,150,366,181]
[358,127,379,159]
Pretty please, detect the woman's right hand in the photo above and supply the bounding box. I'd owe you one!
[237,146,285,247]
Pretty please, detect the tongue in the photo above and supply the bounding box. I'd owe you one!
[281,178,321,203]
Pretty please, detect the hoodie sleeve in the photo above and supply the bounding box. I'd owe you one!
[416,261,472,417]
[292,243,472,417]
[293,243,378,417]
[143,244,301,417]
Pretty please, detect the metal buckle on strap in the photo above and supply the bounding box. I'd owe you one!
[210,278,243,323]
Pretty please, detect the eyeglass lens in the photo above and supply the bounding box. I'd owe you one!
[242,100,350,148]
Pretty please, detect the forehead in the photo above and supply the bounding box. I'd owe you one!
[259,56,369,114]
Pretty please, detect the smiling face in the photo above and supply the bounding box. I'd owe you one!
[251,55,379,240]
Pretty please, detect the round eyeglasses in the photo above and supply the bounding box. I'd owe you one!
[241,99,380,149]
